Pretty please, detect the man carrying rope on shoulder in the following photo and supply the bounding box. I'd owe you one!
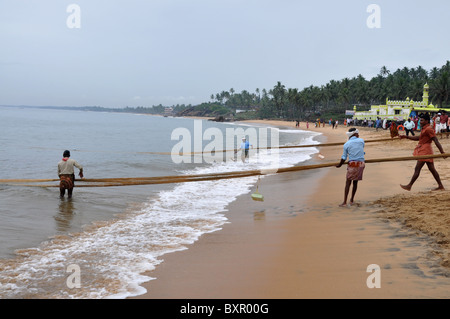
[399,113,446,191]
[336,128,365,207]
[58,150,84,198]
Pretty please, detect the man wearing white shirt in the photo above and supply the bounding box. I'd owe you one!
[403,118,415,137]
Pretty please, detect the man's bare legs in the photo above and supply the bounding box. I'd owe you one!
[401,161,445,191]
[340,179,359,207]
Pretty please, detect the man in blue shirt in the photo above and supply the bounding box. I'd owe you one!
[235,137,253,162]
[336,128,365,206]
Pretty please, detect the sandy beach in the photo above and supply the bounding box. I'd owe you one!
[132,119,450,299]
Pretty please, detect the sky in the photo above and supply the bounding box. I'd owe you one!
[1,0,449,108]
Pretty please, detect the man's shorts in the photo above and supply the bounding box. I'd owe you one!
[346,161,365,181]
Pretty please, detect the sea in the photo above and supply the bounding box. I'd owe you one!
[0,106,321,299]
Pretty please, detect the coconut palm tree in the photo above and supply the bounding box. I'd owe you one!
[379,66,390,77]
[430,71,450,107]
[270,81,287,118]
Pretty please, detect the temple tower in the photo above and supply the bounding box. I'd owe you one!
[423,82,429,105]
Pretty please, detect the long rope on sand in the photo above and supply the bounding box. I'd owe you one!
[1,153,448,188]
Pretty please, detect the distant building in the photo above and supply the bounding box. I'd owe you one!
[353,83,450,121]
[164,107,173,117]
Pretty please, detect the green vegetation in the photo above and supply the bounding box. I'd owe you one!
[204,61,450,121]
[179,61,450,121]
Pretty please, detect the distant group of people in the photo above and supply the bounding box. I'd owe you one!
[336,112,446,207]
[295,118,342,129]
[388,111,450,139]
[432,111,449,134]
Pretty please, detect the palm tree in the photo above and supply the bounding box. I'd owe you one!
[354,74,369,106]
[414,66,428,80]
[430,67,440,80]
[287,88,300,120]
[270,81,287,118]
[379,66,390,77]
[392,76,408,100]
[430,71,450,107]
[407,80,424,101]
[255,88,261,105]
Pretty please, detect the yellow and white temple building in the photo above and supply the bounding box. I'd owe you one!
[352,83,450,121]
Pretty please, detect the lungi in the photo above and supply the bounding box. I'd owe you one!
[59,174,75,190]
[413,143,434,162]
[346,161,365,181]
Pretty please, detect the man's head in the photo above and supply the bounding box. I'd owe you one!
[419,113,430,126]
[346,128,359,139]
[63,150,70,158]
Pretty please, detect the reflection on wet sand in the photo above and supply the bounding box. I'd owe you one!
[253,210,265,221]
[55,199,75,232]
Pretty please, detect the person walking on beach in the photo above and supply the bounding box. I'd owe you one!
[434,113,441,134]
[58,150,84,198]
[440,111,448,133]
[336,128,365,207]
[390,121,399,138]
[399,113,446,191]
[448,115,450,133]
[375,117,381,131]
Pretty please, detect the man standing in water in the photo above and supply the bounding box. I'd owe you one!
[58,150,84,198]
[336,128,365,207]
[235,137,253,162]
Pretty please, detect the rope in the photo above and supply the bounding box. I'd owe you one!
[1,153,448,188]
[22,137,398,157]
[142,137,398,156]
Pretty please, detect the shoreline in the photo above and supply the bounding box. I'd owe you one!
[132,119,450,299]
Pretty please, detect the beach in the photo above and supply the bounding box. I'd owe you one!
[132,120,450,299]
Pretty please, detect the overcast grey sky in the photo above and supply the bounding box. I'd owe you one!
[1,0,449,108]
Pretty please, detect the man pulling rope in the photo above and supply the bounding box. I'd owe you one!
[335,128,366,207]
[57,150,84,198]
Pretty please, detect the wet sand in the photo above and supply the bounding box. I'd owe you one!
[132,120,450,299]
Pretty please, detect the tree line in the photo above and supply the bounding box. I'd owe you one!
[205,61,450,121]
